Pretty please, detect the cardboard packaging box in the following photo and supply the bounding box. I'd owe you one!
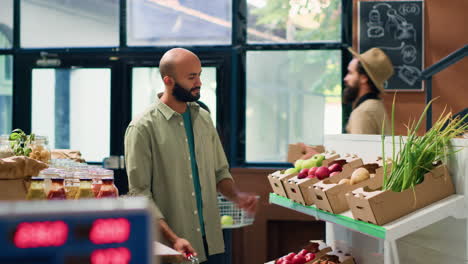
[0,156,48,201]
[287,143,325,163]
[284,154,359,206]
[267,170,299,198]
[345,164,455,226]
[312,162,386,214]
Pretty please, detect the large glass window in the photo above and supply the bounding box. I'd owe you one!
[246,50,342,162]
[0,55,13,135]
[31,68,111,162]
[132,67,218,124]
[21,0,119,48]
[0,0,13,49]
[127,0,232,46]
[247,0,341,43]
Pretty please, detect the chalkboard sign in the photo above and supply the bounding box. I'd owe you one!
[359,1,424,91]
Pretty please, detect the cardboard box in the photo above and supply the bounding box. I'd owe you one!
[284,154,358,206]
[287,144,325,163]
[312,162,386,214]
[0,156,47,201]
[267,170,298,198]
[0,179,30,201]
[345,164,455,226]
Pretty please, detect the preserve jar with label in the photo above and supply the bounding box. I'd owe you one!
[26,177,47,200]
[76,178,95,199]
[47,177,67,200]
[97,177,119,198]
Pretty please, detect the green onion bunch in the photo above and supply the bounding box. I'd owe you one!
[382,97,468,192]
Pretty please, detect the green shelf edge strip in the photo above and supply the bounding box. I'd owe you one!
[269,193,386,239]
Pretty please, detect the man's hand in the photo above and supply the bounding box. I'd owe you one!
[233,192,258,215]
[173,237,197,259]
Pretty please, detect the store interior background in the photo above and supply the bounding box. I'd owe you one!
[0,0,466,263]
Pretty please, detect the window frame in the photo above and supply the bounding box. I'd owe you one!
[9,0,352,169]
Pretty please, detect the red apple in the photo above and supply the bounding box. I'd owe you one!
[330,159,347,167]
[308,167,318,176]
[306,174,316,179]
[298,249,309,256]
[282,260,293,264]
[284,253,296,261]
[291,254,306,264]
[330,171,341,177]
[275,258,285,264]
[304,253,316,262]
[328,163,343,173]
[315,166,330,180]
[298,168,310,179]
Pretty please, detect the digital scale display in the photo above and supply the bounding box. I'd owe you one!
[0,198,153,264]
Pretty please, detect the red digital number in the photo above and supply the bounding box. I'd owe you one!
[89,218,130,244]
[14,220,68,248]
[91,247,131,264]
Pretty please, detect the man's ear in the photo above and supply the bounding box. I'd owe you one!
[163,76,174,86]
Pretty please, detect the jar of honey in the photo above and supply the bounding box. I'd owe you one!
[26,177,47,200]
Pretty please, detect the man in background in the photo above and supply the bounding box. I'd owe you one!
[344,47,394,135]
[125,48,257,263]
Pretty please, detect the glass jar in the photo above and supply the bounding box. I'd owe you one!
[0,135,14,158]
[26,177,47,200]
[92,169,113,196]
[64,171,77,200]
[47,177,67,200]
[76,178,95,199]
[39,168,60,195]
[28,136,51,164]
[97,177,119,198]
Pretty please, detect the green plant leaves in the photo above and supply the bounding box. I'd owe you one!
[8,128,35,157]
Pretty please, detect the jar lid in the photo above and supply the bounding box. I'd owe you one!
[101,177,114,182]
[95,169,114,176]
[51,177,65,181]
[39,168,60,177]
[31,177,45,181]
[74,171,89,178]
[80,178,93,181]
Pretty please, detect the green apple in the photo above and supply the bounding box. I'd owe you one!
[312,154,325,166]
[284,167,299,175]
[302,158,317,169]
[294,159,305,170]
[221,215,234,226]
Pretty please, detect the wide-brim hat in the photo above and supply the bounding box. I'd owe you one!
[348,47,394,92]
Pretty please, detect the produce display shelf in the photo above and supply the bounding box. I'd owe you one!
[269,193,464,241]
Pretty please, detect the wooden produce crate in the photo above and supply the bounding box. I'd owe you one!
[284,154,359,206]
[345,164,455,225]
[267,170,298,198]
[312,162,386,214]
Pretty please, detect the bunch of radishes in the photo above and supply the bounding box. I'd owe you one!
[275,249,316,264]
[297,162,344,180]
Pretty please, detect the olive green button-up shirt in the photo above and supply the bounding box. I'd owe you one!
[124,99,232,262]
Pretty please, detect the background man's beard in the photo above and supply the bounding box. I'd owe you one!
[343,85,359,104]
[173,82,201,102]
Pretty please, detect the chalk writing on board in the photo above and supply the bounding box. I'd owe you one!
[359,1,423,91]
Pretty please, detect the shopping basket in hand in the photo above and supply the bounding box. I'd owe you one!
[217,195,256,229]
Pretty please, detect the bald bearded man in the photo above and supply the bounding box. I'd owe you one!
[124,48,258,263]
